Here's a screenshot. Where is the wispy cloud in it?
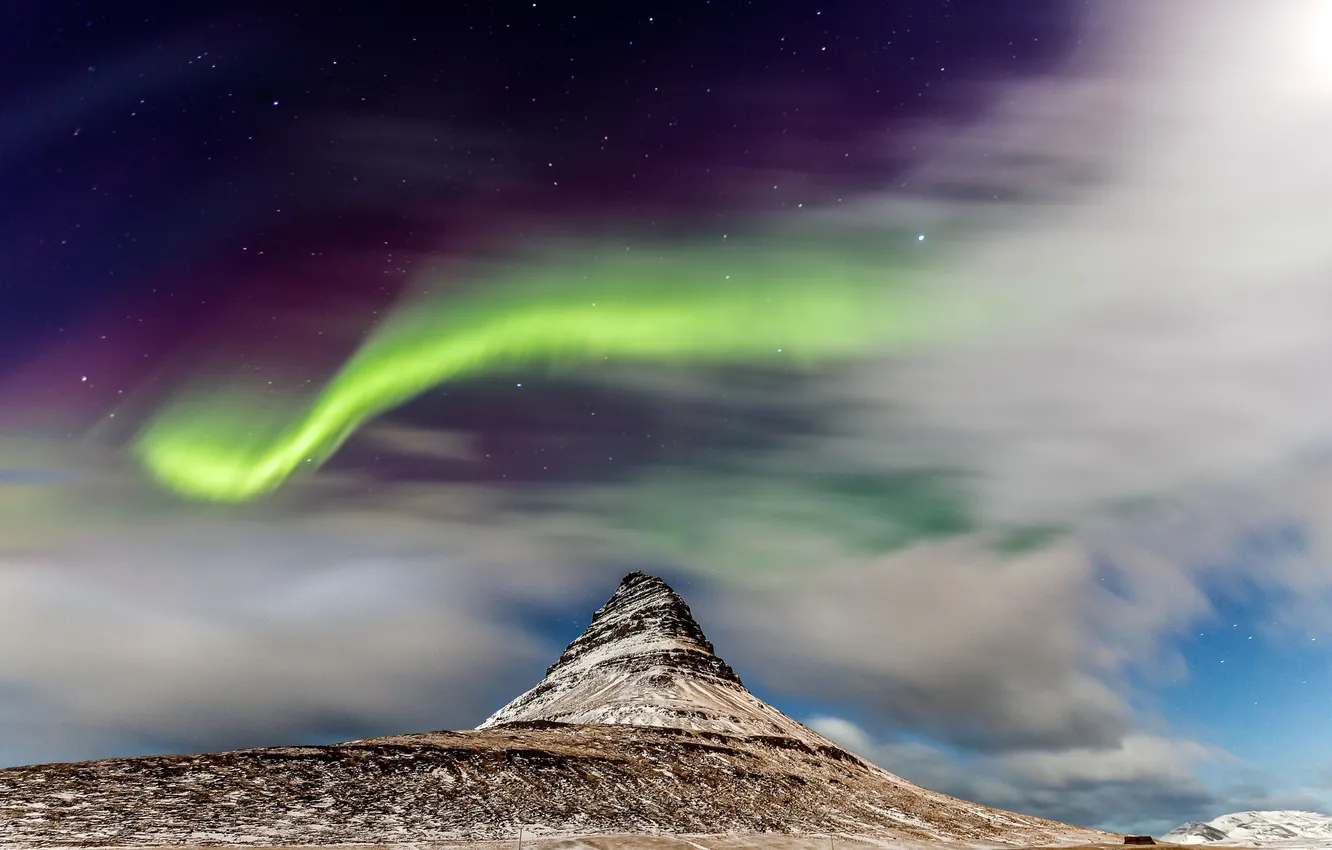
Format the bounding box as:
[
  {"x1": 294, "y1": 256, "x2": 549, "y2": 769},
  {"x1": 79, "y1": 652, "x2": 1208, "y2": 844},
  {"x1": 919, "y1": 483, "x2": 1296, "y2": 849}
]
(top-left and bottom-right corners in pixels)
[{"x1": 808, "y1": 716, "x2": 1245, "y2": 835}]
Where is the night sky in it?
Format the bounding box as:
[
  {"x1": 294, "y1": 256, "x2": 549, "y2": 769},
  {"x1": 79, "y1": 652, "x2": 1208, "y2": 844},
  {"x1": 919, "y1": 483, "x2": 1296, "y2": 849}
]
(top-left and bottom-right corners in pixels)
[{"x1": 4, "y1": 0, "x2": 1332, "y2": 837}]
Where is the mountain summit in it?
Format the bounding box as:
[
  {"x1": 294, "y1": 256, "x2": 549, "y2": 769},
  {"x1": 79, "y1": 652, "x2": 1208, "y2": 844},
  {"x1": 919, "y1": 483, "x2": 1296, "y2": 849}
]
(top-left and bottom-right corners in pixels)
[
  {"x1": 481, "y1": 571, "x2": 829, "y2": 746},
  {"x1": 497, "y1": 570, "x2": 743, "y2": 691},
  {"x1": 0, "y1": 571, "x2": 1116, "y2": 847}
]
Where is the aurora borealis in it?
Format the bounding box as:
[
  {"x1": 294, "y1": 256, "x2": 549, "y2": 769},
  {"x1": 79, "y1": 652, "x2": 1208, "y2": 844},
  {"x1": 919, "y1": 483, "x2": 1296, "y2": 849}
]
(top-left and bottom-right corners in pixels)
[
  {"x1": 5, "y1": 0, "x2": 1332, "y2": 837},
  {"x1": 133, "y1": 236, "x2": 974, "y2": 501}
]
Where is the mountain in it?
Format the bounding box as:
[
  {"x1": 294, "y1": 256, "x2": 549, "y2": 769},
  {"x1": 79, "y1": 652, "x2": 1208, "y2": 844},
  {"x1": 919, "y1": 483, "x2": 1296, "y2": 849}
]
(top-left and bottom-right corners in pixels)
[
  {"x1": 1165, "y1": 823, "x2": 1231, "y2": 843},
  {"x1": 1163, "y1": 811, "x2": 1332, "y2": 847},
  {"x1": 479, "y1": 570, "x2": 835, "y2": 748},
  {"x1": 0, "y1": 571, "x2": 1116, "y2": 847}
]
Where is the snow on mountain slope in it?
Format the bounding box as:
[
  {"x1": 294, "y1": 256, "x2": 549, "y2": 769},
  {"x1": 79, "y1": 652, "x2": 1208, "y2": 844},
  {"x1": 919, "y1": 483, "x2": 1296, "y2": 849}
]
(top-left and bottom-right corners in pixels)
[
  {"x1": 0, "y1": 571, "x2": 1118, "y2": 847},
  {"x1": 1166, "y1": 822, "x2": 1231, "y2": 843},
  {"x1": 1163, "y1": 811, "x2": 1332, "y2": 847},
  {"x1": 481, "y1": 571, "x2": 836, "y2": 749}
]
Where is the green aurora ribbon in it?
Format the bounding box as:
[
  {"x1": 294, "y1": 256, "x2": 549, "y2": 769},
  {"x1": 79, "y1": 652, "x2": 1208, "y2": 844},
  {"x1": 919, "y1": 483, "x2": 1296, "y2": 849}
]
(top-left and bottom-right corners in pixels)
[{"x1": 133, "y1": 235, "x2": 974, "y2": 501}]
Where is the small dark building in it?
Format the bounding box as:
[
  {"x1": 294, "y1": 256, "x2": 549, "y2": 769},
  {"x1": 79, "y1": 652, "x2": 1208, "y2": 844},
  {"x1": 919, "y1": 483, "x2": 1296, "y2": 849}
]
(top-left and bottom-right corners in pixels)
[{"x1": 1124, "y1": 836, "x2": 1156, "y2": 845}]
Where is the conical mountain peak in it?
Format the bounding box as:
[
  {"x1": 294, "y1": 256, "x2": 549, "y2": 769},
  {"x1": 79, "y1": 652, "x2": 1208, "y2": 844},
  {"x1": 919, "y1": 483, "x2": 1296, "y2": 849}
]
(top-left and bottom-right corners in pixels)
[
  {"x1": 479, "y1": 572, "x2": 826, "y2": 745},
  {"x1": 537, "y1": 570, "x2": 742, "y2": 686}
]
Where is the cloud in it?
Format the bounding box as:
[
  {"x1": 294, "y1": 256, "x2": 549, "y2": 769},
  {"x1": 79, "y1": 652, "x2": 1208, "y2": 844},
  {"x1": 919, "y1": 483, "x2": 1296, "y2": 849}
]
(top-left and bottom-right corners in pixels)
[
  {"x1": 1208, "y1": 769, "x2": 1332, "y2": 819},
  {"x1": 993, "y1": 735, "x2": 1234, "y2": 789},
  {"x1": 0, "y1": 509, "x2": 615, "y2": 769},
  {"x1": 0, "y1": 469, "x2": 62, "y2": 484},
  {"x1": 814, "y1": 0, "x2": 1332, "y2": 530},
  {"x1": 703, "y1": 539, "x2": 1134, "y2": 752},
  {"x1": 808, "y1": 716, "x2": 1236, "y2": 836}
]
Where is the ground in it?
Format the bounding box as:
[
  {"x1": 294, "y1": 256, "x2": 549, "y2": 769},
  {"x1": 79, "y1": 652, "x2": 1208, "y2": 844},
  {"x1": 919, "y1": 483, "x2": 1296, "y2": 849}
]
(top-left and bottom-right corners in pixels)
[{"x1": 10, "y1": 842, "x2": 1207, "y2": 850}]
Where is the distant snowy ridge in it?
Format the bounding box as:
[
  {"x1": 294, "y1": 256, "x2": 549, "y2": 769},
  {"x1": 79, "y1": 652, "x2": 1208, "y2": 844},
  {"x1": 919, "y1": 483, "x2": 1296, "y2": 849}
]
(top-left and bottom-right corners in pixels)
[{"x1": 1163, "y1": 811, "x2": 1332, "y2": 848}]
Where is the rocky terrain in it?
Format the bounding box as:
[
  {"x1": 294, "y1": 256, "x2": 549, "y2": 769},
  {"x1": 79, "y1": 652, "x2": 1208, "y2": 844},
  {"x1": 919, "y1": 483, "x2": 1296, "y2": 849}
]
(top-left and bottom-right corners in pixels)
[{"x1": 0, "y1": 571, "x2": 1116, "y2": 847}]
